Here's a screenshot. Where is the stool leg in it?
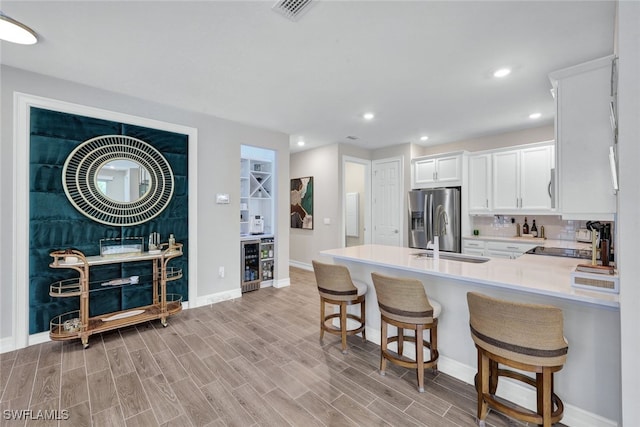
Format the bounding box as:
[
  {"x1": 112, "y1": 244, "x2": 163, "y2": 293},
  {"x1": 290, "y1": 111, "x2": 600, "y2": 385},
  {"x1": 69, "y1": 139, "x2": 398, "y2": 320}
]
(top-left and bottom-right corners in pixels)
[
  {"x1": 380, "y1": 319, "x2": 388, "y2": 376},
  {"x1": 430, "y1": 323, "x2": 438, "y2": 373},
  {"x1": 416, "y1": 324, "x2": 425, "y2": 392},
  {"x1": 340, "y1": 302, "x2": 348, "y2": 354},
  {"x1": 477, "y1": 349, "x2": 489, "y2": 426},
  {"x1": 538, "y1": 368, "x2": 553, "y2": 427},
  {"x1": 361, "y1": 299, "x2": 366, "y2": 342},
  {"x1": 398, "y1": 327, "x2": 404, "y2": 355},
  {"x1": 319, "y1": 298, "x2": 325, "y2": 341},
  {"x1": 489, "y1": 360, "x2": 498, "y2": 394}
]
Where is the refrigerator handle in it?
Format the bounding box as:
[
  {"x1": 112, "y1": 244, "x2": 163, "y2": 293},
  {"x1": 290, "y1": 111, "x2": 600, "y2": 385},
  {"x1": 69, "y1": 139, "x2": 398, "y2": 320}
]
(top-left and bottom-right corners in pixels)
[{"x1": 426, "y1": 193, "x2": 433, "y2": 244}]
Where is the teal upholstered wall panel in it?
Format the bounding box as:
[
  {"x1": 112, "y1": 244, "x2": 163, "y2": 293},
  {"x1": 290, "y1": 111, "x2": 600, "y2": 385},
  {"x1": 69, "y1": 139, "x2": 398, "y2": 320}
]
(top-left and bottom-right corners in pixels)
[{"x1": 29, "y1": 107, "x2": 189, "y2": 334}]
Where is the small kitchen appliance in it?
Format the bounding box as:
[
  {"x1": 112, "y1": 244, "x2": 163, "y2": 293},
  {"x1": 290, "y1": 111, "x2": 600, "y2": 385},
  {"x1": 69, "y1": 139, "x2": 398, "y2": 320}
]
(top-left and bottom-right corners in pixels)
[
  {"x1": 250, "y1": 215, "x2": 264, "y2": 234},
  {"x1": 575, "y1": 228, "x2": 592, "y2": 243}
]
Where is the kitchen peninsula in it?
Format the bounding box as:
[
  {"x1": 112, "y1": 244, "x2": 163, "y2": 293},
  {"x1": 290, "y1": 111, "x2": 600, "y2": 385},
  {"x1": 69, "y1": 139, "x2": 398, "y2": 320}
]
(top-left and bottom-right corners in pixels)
[{"x1": 321, "y1": 244, "x2": 620, "y2": 427}]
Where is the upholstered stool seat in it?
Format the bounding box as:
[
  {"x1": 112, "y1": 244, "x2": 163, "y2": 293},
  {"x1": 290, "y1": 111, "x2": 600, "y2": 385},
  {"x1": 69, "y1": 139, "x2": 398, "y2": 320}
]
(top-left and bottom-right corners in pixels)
[
  {"x1": 467, "y1": 292, "x2": 568, "y2": 427},
  {"x1": 312, "y1": 260, "x2": 367, "y2": 354},
  {"x1": 371, "y1": 272, "x2": 440, "y2": 393}
]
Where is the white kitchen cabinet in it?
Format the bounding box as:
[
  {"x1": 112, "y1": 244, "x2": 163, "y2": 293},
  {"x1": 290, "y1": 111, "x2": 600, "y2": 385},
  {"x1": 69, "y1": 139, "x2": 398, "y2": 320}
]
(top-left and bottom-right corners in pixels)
[
  {"x1": 492, "y1": 150, "x2": 520, "y2": 210},
  {"x1": 467, "y1": 154, "x2": 491, "y2": 213},
  {"x1": 463, "y1": 248, "x2": 485, "y2": 256},
  {"x1": 549, "y1": 55, "x2": 616, "y2": 220},
  {"x1": 486, "y1": 241, "x2": 538, "y2": 259},
  {"x1": 412, "y1": 152, "x2": 463, "y2": 188},
  {"x1": 462, "y1": 238, "x2": 486, "y2": 256},
  {"x1": 492, "y1": 144, "x2": 554, "y2": 213},
  {"x1": 463, "y1": 238, "x2": 537, "y2": 259},
  {"x1": 520, "y1": 145, "x2": 553, "y2": 210}
]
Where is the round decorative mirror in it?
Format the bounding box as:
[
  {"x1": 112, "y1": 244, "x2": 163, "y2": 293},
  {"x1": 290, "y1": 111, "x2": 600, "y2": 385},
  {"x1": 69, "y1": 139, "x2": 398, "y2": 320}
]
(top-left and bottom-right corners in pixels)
[
  {"x1": 96, "y1": 159, "x2": 151, "y2": 203},
  {"x1": 63, "y1": 135, "x2": 174, "y2": 226}
]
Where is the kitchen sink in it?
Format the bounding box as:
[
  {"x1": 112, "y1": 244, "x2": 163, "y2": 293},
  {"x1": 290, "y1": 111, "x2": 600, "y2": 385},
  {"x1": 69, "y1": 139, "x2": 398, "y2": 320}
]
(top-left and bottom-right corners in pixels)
[{"x1": 413, "y1": 252, "x2": 489, "y2": 263}]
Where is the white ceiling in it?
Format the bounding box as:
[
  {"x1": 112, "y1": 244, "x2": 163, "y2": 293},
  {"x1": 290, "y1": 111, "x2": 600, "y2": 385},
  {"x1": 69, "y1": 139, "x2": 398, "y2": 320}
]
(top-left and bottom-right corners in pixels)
[{"x1": 1, "y1": 1, "x2": 615, "y2": 152}]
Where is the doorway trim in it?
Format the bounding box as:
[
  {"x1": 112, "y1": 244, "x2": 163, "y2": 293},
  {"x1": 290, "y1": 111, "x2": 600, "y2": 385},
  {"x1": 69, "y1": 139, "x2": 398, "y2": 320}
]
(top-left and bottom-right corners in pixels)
[{"x1": 341, "y1": 156, "x2": 372, "y2": 247}]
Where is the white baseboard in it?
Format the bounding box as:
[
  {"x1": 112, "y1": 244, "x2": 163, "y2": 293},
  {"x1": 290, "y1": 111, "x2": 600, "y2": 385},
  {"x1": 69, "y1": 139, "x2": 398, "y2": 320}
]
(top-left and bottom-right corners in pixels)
[
  {"x1": 193, "y1": 288, "x2": 242, "y2": 308},
  {"x1": 289, "y1": 260, "x2": 312, "y2": 271},
  {"x1": 363, "y1": 325, "x2": 616, "y2": 427},
  {"x1": 29, "y1": 331, "x2": 50, "y2": 346},
  {"x1": 274, "y1": 277, "x2": 290, "y2": 288}
]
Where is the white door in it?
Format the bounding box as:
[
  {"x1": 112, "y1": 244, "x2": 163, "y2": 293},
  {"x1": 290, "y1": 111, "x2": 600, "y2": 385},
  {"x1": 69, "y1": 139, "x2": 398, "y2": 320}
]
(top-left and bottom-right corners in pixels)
[{"x1": 372, "y1": 157, "x2": 403, "y2": 246}]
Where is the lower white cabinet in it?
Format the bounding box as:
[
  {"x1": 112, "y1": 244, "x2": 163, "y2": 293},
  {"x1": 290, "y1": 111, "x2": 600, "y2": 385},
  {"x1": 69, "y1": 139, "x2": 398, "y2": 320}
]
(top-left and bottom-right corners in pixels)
[
  {"x1": 463, "y1": 238, "x2": 538, "y2": 259},
  {"x1": 486, "y1": 241, "x2": 538, "y2": 259}
]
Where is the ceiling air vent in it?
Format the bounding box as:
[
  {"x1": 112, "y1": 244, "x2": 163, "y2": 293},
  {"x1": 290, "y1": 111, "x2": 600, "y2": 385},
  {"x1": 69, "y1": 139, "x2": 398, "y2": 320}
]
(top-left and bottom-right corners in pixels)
[
  {"x1": 272, "y1": 0, "x2": 315, "y2": 21},
  {"x1": 346, "y1": 136, "x2": 359, "y2": 141}
]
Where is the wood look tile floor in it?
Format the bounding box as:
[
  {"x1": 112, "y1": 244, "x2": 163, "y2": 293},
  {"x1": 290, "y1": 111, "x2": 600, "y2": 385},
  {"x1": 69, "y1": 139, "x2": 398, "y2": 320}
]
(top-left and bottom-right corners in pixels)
[{"x1": 0, "y1": 267, "x2": 557, "y2": 427}]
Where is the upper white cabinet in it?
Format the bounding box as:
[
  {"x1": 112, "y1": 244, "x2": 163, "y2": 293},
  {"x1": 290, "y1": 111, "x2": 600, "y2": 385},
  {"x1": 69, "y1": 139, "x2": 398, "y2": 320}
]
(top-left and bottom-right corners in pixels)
[
  {"x1": 492, "y1": 150, "x2": 520, "y2": 210},
  {"x1": 549, "y1": 56, "x2": 616, "y2": 220},
  {"x1": 520, "y1": 145, "x2": 554, "y2": 210},
  {"x1": 468, "y1": 142, "x2": 554, "y2": 214},
  {"x1": 467, "y1": 154, "x2": 491, "y2": 212},
  {"x1": 412, "y1": 152, "x2": 463, "y2": 188}
]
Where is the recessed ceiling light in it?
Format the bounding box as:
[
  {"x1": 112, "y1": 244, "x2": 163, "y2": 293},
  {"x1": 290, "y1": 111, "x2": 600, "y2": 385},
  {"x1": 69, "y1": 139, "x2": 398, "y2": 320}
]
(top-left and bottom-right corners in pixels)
[
  {"x1": 529, "y1": 112, "x2": 542, "y2": 119},
  {"x1": 297, "y1": 140, "x2": 305, "y2": 146},
  {"x1": 420, "y1": 136, "x2": 429, "y2": 141},
  {"x1": 0, "y1": 13, "x2": 38, "y2": 45},
  {"x1": 493, "y1": 68, "x2": 511, "y2": 78},
  {"x1": 363, "y1": 112, "x2": 375, "y2": 120}
]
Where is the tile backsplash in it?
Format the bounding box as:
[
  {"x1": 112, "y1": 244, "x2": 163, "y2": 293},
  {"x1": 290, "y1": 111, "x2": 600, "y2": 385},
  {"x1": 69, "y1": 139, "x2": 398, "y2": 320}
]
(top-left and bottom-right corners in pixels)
[{"x1": 470, "y1": 215, "x2": 613, "y2": 242}]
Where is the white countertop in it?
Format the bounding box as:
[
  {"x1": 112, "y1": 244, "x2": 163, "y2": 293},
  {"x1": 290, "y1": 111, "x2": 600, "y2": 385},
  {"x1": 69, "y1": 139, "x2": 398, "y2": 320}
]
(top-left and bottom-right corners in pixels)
[
  {"x1": 462, "y1": 235, "x2": 592, "y2": 250},
  {"x1": 321, "y1": 244, "x2": 619, "y2": 308}
]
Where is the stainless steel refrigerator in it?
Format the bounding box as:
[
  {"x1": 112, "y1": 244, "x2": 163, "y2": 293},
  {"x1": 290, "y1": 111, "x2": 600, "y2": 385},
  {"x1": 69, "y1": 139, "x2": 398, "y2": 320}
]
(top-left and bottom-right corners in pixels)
[{"x1": 408, "y1": 188, "x2": 461, "y2": 252}]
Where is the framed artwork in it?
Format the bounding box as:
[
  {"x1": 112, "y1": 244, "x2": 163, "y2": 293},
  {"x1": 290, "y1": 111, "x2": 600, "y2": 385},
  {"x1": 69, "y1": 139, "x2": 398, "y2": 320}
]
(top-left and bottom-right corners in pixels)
[{"x1": 291, "y1": 176, "x2": 313, "y2": 229}]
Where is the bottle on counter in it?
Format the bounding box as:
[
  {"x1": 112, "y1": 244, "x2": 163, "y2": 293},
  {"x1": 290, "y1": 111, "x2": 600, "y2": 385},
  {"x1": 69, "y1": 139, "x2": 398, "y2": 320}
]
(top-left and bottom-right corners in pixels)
[
  {"x1": 540, "y1": 225, "x2": 545, "y2": 239},
  {"x1": 523, "y1": 217, "x2": 529, "y2": 235},
  {"x1": 531, "y1": 219, "x2": 538, "y2": 237}
]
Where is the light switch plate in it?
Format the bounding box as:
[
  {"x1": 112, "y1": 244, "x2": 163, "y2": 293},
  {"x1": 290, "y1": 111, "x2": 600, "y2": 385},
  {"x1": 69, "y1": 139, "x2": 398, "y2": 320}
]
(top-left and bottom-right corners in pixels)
[{"x1": 216, "y1": 193, "x2": 230, "y2": 204}]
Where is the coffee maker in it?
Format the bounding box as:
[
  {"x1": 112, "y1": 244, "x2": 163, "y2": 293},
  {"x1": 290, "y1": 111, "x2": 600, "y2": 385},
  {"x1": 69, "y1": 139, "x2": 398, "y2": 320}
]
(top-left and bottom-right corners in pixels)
[{"x1": 250, "y1": 215, "x2": 264, "y2": 234}]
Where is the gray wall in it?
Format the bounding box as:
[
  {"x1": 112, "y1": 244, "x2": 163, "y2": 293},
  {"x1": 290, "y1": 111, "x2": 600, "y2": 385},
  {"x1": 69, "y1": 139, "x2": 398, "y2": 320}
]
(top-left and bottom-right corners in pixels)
[
  {"x1": 0, "y1": 65, "x2": 290, "y2": 341},
  {"x1": 289, "y1": 144, "x2": 341, "y2": 267}
]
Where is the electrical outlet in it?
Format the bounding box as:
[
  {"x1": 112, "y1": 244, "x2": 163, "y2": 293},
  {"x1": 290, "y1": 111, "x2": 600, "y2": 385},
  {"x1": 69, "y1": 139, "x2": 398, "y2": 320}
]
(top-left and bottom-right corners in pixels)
[{"x1": 218, "y1": 267, "x2": 225, "y2": 278}]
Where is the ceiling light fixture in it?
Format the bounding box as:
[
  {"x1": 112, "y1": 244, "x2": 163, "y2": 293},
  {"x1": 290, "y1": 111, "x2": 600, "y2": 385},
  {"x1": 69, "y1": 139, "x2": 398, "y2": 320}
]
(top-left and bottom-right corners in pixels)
[
  {"x1": 493, "y1": 68, "x2": 511, "y2": 78},
  {"x1": 297, "y1": 140, "x2": 305, "y2": 147},
  {"x1": 529, "y1": 112, "x2": 542, "y2": 119},
  {"x1": 0, "y1": 13, "x2": 38, "y2": 45},
  {"x1": 363, "y1": 112, "x2": 375, "y2": 120},
  {"x1": 420, "y1": 136, "x2": 429, "y2": 141}
]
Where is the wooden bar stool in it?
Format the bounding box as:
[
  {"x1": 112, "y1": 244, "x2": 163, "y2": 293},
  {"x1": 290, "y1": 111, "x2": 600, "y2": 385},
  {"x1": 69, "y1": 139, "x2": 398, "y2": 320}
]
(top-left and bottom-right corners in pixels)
[
  {"x1": 312, "y1": 260, "x2": 367, "y2": 354},
  {"x1": 466, "y1": 292, "x2": 568, "y2": 427},
  {"x1": 370, "y1": 272, "x2": 440, "y2": 392}
]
